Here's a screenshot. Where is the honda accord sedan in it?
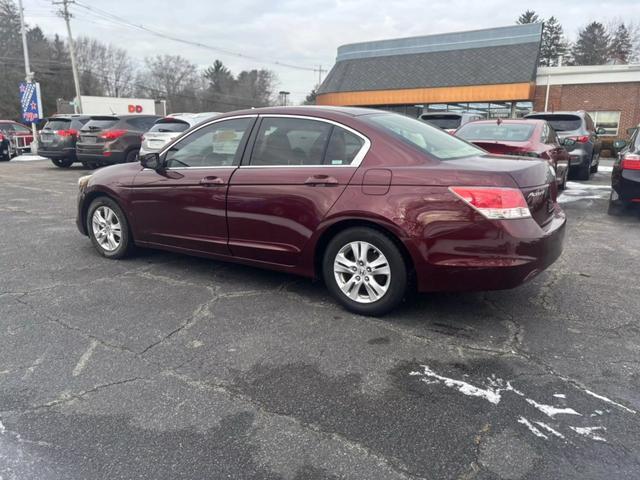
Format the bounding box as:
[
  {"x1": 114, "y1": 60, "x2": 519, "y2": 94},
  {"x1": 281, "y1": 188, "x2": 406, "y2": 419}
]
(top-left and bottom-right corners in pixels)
[{"x1": 76, "y1": 106, "x2": 566, "y2": 315}]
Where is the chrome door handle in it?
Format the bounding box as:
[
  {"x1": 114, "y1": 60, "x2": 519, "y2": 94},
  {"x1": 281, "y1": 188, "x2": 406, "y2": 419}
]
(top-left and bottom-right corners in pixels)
[
  {"x1": 199, "y1": 176, "x2": 225, "y2": 186},
  {"x1": 304, "y1": 175, "x2": 338, "y2": 186}
]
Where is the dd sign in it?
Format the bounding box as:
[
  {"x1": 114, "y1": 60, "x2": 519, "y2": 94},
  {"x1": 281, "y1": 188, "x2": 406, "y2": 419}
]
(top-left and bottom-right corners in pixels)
[
  {"x1": 128, "y1": 104, "x2": 144, "y2": 113},
  {"x1": 19, "y1": 82, "x2": 43, "y2": 123}
]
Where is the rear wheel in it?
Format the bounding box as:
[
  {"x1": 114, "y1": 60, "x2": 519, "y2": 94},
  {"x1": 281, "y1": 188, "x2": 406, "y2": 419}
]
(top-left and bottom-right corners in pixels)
[
  {"x1": 323, "y1": 227, "x2": 407, "y2": 316},
  {"x1": 51, "y1": 158, "x2": 74, "y2": 168},
  {"x1": 86, "y1": 197, "x2": 134, "y2": 259},
  {"x1": 577, "y1": 159, "x2": 591, "y2": 181},
  {"x1": 590, "y1": 154, "x2": 599, "y2": 174},
  {"x1": 86, "y1": 161, "x2": 99, "y2": 170},
  {"x1": 607, "y1": 190, "x2": 630, "y2": 216},
  {"x1": 125, "y1": 149, "x2": 139, "y2": 163}
]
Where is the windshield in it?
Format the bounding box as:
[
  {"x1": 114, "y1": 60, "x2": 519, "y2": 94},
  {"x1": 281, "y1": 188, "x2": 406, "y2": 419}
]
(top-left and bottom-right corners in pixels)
[
  {"x1": 456, "y1": 123, "x2": 535, "y2": 142},
  {"x1": 148, "y1": 119, "x2": 190, "y2": 133},
  {"x1": 83, "y1": 118, "x2": 118, "y2": 131},
  {"x1": 420, "y1": 114, "x2": 462, "y2": 130},
  {"x1": 527, "y1": 114, "x2": 581, "y2": 132},
  {"x1": 366, "y1": 113, "x2": 484, "y2": 160}
]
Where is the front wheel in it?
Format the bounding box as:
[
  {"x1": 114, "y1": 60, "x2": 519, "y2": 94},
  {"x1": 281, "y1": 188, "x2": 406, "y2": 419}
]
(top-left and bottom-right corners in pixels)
[
  {"x1": 323, "y1": 227, "x2": 408, "y2": 316},
  {"x1": 87, "y1": 197, "x2": 134, "y2": 259},
  {"x1": 51, "y1": 158, "x2": 74, "y2": 168}
]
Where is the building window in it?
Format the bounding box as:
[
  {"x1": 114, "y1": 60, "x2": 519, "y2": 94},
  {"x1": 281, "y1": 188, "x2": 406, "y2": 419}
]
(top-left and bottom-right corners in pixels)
[{"x1": 588, "y1": 111, "x2": 621, "y2": 136}]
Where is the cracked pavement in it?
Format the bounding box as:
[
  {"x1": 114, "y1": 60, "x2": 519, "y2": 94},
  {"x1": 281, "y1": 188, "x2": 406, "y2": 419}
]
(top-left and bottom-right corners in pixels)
[{"x1": 1, "y1": 159, "x2": 639, "y2": 479}]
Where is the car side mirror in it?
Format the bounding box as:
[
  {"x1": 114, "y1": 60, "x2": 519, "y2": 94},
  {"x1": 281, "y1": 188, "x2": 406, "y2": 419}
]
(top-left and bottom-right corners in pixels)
[
  {"x1": 561, "y1": 138, "x2": 576, "y2": 147},
  {"x1": 596, "y1": 127, "x2": 606, "y2": 135},
  {"x1": 613, "y1": 140, "x2": 627, "y2": 150},
  {"x1": 140, "y1": 152, "x2": 163, "y2": 171}
]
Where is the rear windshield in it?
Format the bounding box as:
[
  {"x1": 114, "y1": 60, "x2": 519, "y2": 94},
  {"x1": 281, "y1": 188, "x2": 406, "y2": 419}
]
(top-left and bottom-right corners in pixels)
[
  {"x1": 148, "y1": 119, "x2": 190, "y2": 133},
  {"x1": 365, "y1": 113, "x2": 483, "y2": 160},
  {"x1": 83, "y1": 118, "x2": 118, "y2": 131},
  {"x1": 44, "y1": 119, "x2": 71, "y2": 130},
  {"x1": 456, "y1": 123, "x2": 535, "y2": 142},
  {"x1": 420, "y1": 114, "x2": 462, "y2": 130},
  {"x1": 526, "y1": 114, "x2": 581, "y2": 132}
]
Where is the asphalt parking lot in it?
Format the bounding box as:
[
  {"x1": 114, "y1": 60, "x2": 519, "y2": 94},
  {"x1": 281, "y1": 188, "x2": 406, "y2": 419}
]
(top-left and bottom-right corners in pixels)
[{"x1": 1, "y1": 157, "x2": 639, "y2": 480}]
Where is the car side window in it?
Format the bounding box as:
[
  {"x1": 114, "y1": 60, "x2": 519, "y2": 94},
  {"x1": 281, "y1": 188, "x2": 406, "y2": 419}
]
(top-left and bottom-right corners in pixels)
[
  {"x1": 165, "y1": 117, "x2": 253, "y2": 168},
  {"x1": 540, "y1": 124, "x2": 549, "y2": 143},
  {"x1": 324, "y1": 126, "x2": 365, "y2": 165},
  {"x1": 251, "y1": 118, "x2": 332, "y2": 166},
  {"x1": 585, "y1": 114, "x2": 595, "y2": 132}
]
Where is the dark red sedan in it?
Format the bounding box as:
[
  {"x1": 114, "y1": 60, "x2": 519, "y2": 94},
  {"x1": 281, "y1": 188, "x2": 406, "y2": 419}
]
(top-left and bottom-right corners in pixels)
[
  {"x1": 455, "y1": 119, "x2": 572, "y2": 190},
  {"x1": 76, "y1": 107, "x2": 566, "y2": 315}
]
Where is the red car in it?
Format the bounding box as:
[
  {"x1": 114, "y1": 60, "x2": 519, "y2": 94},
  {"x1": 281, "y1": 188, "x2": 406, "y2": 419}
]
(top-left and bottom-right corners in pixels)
[
  {"x1": 455, "y1": 119, "x2": 572, "y2": 190},
  {"x1": 76, "y1": 107, "x2": 566, "y2": 315},
  {"x1": 0, "y1": 120, "x2": 34, "y2": 159}
]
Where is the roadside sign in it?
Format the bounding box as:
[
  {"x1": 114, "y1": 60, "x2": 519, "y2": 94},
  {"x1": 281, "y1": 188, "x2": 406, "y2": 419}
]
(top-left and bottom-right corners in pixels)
[{"x1": 19, "y1": 82, "x2": 43, "y2": 123}]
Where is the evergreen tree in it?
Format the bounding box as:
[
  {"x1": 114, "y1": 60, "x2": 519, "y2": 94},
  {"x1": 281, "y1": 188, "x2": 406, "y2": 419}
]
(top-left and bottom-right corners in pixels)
[
  {"x1": 572, "y1": 22, "x2": 611, "y2": 65},
  {"x1": 610, "y1": 23, "x2": 633, "y2": 64},
  {"x1": 517, "y1": 10, "x2": 540, "y2": 24},
  {"x1": 540, "y1": 17, "x2": 568, "y2": 66},
  {"x1": 303, "y1": 87, "x2": 318, "y2": 105}
]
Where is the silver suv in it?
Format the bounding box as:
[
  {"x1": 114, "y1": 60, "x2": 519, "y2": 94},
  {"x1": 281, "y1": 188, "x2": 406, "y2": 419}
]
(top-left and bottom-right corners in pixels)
[
  {"x1": 140, "y1": 112, "x2": 220, "y2": 155},
  {"x1": 525, "y1": 111, "x2": 605, "y2": 180}
]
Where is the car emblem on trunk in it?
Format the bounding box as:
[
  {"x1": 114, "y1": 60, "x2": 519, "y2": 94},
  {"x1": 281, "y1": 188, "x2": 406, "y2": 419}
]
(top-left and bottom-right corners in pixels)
[{"x1": 527, "y1": 189, "x2": 545, "y2": 204}]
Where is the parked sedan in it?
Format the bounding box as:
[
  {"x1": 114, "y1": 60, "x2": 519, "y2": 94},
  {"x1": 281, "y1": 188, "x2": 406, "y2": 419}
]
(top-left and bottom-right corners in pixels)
[
  {"x1": 609, "y1": 129, "x2": 640, "y2": 215},
  {"x1": 38, "y1": 114, "x2": 91, "y2": 168},
  {"x1": 0, "y1": 120, "x2": 33, "y2": 158},
  {"x1": 419, "y1": 112, "x2": 485, "y2": 133},
  {"x1": 140, "y1": 112, "x2": 220, "y2": 156},
  {"x1": 455, "y1": 119, "x2": 572, "y2": 189},
  {"x1": 76, "y1": 107, "x2": 566, "y2": 316},
  {"x1": 76, "y1": 115, "x2": 159, "y2": 169}
]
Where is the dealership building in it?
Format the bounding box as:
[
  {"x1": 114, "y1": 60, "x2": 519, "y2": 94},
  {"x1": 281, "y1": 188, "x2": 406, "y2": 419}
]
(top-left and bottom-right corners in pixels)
[{"x1": 317, "y1": 24, "x2": 640, "y2": 142}]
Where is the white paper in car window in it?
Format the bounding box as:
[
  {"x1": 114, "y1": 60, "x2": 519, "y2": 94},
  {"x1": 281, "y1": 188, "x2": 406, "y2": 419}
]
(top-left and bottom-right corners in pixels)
[{"x1": 212, "y1": 130, "x2": 241, "y2": 154}]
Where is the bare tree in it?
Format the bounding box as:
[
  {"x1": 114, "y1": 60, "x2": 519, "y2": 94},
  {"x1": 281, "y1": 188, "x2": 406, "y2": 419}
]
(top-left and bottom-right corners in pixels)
[{"x1": 139, "y1": 54, "x2": 199, "y2": 112}]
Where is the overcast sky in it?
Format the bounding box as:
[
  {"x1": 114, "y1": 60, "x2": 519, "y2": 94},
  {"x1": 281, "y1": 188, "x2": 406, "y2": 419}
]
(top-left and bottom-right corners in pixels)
[{"x1": 22, "y1": 0, "x2": 640, "y2": 104}]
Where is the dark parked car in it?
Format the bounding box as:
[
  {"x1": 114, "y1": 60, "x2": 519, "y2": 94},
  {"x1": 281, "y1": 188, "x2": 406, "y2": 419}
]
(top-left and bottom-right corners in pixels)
[
  {"x1": 455, "y1": 118, "x2": 572, "y2": 189},
  {"x1": 0, "y1": 120, "x2": 33, "y2": 159},
  {"x1": 609, "y1": 128, "x2": 640, "y2": 215},
  {"x1": 38, "y1": 114, "x2": 91, "y2": 168},
  {"x1": 76, "y1": 107, "x2": 566, "y2": 316},
  {"x1": 524, "y1": 111, "x2": 605, "y2": 180},
  {"x1": 76, "y1": 114, "x2": 159, "y2": 169}
]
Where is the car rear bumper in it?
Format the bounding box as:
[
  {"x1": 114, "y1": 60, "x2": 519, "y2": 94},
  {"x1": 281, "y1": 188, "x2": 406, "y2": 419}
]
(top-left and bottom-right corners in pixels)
[
  {"x1": 77, "y1": 150, "x2": 126, "y2": 165},
  {"x1": 613, "y1": 169, "x2": 640, "y2": 202},
  {"x1": 411, "y1": 209, "x2": 567, "y2": 292},
  {"x1": 39, "y1": 147, "x2": 76, "y2": 160}
]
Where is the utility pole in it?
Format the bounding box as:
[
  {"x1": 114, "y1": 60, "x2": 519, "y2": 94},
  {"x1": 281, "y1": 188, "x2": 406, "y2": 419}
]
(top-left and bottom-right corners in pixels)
[
  {"x1": 54, "y1": 0, "x2": 83, "y2": 113},
  {"x1": 314, "y1": 65, "x2": 326, "y2": 86}
]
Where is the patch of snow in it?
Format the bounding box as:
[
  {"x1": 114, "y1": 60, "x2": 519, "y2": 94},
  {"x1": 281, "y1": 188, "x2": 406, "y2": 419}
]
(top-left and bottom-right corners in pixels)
[
  {"x1": 534, "y1": 421, "x2": 565, "y2": 439},
  {"x1": 558, "y1": 194, "x2": 605, "y2": 204},
  {"x1": 0, "y1": 420, "x2": 5, "y2": 434},
  {"x1": 410, "y1": 365, "x2": 506, "y2": 404},
  {"x1": 565, "y1": 181, "x2": 611, "y2": 190},
  {"x1": 518, "y1": 417, "x2": 548, "y2": 439},
  {"x1": 582, "y1": 389, "x2": 636, "y2": 414},
  {"x1": 553, "y1": 393, "x2": 566, "y2": 399},
  {"x1": 597, "y1": 166, "x2": 613, "y2": 173},
  {"x1": 525, "y1": 398, "x2": 581, "y2": 418},
  {"x1": 11, "y1": 154, "x2": 48, "y2": 162},
  {"x1": 569, "y1": 426, "x2": 607, "y2": 442}
]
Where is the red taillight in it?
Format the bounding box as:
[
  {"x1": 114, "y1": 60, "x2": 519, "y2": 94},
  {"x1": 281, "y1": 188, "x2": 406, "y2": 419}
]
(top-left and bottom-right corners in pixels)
[
  {"x1": 449, "y1": 187, "x2": 531, "y2": 220},
  {"x1": 57, "y1": 129, "x2": 78, "y2": 137},
  {"x1": 569, "y1": 135, "x2": 590, "y2": 143},
  {"x1": 0, "y1": 133, "x2": 4, "y2": 141},
  {"x1": 99, "y1": 129, "x2": 127, "y2": 141},
  {"x1": 621, "y1": 153, "x2": 640, "y2": 171}
]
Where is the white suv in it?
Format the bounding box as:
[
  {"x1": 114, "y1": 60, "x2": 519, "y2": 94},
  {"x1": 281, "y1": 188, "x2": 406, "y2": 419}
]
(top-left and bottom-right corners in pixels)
[{"x1": 140, "y1": 112, "x2": 220, "y2": 156}]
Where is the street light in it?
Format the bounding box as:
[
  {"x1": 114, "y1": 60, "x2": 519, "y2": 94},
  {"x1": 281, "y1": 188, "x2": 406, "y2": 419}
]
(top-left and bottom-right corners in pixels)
[{"x1": 279, "y1": 91, "x2": 290, "y2": 106}]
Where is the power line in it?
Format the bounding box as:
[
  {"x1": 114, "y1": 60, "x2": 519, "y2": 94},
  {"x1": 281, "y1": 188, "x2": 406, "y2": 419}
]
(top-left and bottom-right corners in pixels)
[{"x1": 71, "y1": 1, "x2": 320, "y2": 73}]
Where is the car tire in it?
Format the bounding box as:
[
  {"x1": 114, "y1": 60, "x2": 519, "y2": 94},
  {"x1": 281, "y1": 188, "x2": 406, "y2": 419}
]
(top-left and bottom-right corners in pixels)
[
  {"x1": 86, "y1": 161, "x2": 99, "y2": 170},
  {"x1": 51, "y1": 158, "x2": 74, "y2": 168},
  {"x1": 86, "y1": 197, "x2": 134, "y2": 259},
  {"x1": 125, "y1": 149, "x2": 139, "y2": 163},
  {"x1": 323, "y1": 227, "x2": 408, "y2": 316},
  {"x1": 590, "y1": 156, "x2": 599, "y2": 174},
  {"x1": 577, "y1": 160, "x2": 591, "y2": 181},
  {"x1": 607, "y1": 190, "x2": 630, "y2": 217}
]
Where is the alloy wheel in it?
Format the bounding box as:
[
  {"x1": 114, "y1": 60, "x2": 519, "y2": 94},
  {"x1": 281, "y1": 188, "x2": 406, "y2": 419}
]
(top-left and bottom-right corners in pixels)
[
  {"x1": 333, "y1": 241, "x2": 391, "y2": 304},
  {"x1": 91, "y1": 206, "x2": 122, "y2": 252}
]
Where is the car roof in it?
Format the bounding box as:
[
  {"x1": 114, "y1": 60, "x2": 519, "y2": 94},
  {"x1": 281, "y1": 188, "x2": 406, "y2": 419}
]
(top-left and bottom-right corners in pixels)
[
  {"x1": 88, "y1": 114, "x2": 159, "y2": 120},
  {"x1": 526, "y1": 111, "x2": 586, "y2": 117},
  {"x1": 463, "y1": 118, "x2": 546, "y2": 125},
  {"x1": 214, "y1": 106, "x2": 384, "y2": 119}
]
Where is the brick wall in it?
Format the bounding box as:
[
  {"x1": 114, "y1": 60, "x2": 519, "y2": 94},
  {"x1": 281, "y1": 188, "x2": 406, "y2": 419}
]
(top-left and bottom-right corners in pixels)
[{"x1": 533, "y1": 82, "x2": 640, "y2": 141}]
